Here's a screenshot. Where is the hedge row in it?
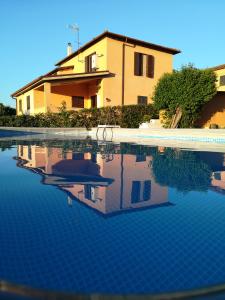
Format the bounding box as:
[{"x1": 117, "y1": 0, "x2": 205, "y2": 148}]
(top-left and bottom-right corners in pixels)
[{"x1": 0, "y1": 104, "x2": 157, "y2": 129}]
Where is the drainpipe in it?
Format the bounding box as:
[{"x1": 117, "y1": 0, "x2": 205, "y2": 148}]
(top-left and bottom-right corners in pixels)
[{"x1": 121, "y1": 39, "x2": 136, "y2": 106}]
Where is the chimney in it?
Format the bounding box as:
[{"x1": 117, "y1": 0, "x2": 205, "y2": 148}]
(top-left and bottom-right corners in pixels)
[{"x1": 67, "y1": 43, "x2": 72, "y2": 56}]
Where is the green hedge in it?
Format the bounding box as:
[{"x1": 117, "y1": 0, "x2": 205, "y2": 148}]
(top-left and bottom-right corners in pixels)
[{"x1": 0, "y1": 104, "x2": 157, "y2": 129}]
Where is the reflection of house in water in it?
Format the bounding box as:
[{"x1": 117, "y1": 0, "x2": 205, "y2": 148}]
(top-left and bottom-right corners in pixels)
[
  {"x1": 17, "y1": 145, "x2": 169, "y2": 215},
  {"x1": 198, "y1": 151, "x2": 225, "y2": 194}
]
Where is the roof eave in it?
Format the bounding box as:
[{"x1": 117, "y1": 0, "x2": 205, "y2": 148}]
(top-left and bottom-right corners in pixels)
[{"x1": 55, "y1": 31, "x2": 181, "y2": 66}]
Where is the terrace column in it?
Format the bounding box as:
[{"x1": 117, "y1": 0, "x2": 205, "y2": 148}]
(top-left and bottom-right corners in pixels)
[{"x1": 44, "y1": 82, "x2": 51, "y2": 113}]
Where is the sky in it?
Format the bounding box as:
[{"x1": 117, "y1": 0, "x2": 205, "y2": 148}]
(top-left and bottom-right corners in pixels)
[{"x1": 1, "y1": 0, "x2": 225, "y2": 107}]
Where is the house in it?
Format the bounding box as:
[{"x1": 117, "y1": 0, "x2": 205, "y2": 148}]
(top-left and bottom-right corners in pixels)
[
  {"x1": 11, "y1": 31, "x2": 180, "y2": 115},
  {"x1": 16, "y1": 145, "x2": 169, "y2": 215},
  {"x1": 198, "y1": 64, "x2": 225, "y2": 128}
]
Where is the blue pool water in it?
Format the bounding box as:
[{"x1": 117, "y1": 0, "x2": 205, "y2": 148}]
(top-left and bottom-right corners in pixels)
[{"x1": 0, "y1": 139, "x2": 225, "y2": 298}]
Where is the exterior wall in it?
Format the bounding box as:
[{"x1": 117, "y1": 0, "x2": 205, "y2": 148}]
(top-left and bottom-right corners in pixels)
[
  {"x1": 103, "y1": 37, "x2": 173, "y2": 106},
  {"x1": 16, "y1": 90, "x2": 34, "y2": 115},
  {"x1": 197, "y1": 66, "x2": 225, "y2": 128},
  {"x1": 33, "y1": 87, "x2": 45, "y2": 114},
  {"x1": 215, "y1": 68, "x2": 225, "y2": 92},
  {"x1": 197, "y1": 92, "x2": 225, "y2": 128},
  {"x1": 60, "y1": 38, "x2": 108, "y2": 73}
]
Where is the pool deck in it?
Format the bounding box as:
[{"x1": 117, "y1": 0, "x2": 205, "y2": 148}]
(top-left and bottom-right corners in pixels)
[{"x1": 0, "y1": 127, "x2": 225, "y2": 152}]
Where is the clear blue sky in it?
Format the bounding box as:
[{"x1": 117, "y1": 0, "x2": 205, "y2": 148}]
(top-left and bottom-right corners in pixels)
[{"x1": 1, "y1": 0, "x2": 225, "y2": 107}]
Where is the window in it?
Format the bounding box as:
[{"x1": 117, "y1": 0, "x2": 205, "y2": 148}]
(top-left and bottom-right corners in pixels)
[
  {"x1": 20, "y1": 146, "x2": 23, "y2": 156},
  {"x1": 214, "y1": 172, "x2": 221, "y2": 180},
  {"x1": 220, "y1": 75, "x2": 225, "y2": 86},
  {"x1": 27, "y1": 96, "x2": 30, "y2": 110},
  {"x1": 137, "y1": 96, "x2": 148, "y2": 105},
  {"x1": 72, "y1": 96, "x2": 84, "y2": 108},
  {"x1": 85, "y1": 52, "x2": 96, "y2": 72},
  {"x1": 134, "y1": 52, "x2": 154, "y2": 78},
  {"x1": 84, "y1": 185, "x2": 99, "y2": 202},
  {"x1": 72, "y1": 153, "x2": 84, "y2": 160},
  {"x1": 19, "y1": 99, "x2": 22, "y2": 112},
  {"x1": 28, "y1": 145, "x2": 32, "y2": 160},
  {"x1": 91, "y1": 95, "x2": 97, "y2": 108},
  {"x1": 131, "y1": 180, "x2": 151, "y2": 203},
  {"x1": 136, "y1": 155, "x2": 146, "y2": 162}
]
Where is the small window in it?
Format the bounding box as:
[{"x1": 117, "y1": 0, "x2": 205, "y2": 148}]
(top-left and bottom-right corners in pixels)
[
  {"x1": 85, "y1": 52, "x2": 96, "y2": 72},
  {"x1": 19, "y1": 99, "x2": 22, "y2": 112},
  {"x1": 137, "y1": 96, "x2": 148, "y2": 105},
  {"x1": 72, "y1": 96, "x2": 84, "y2": 108},
  {"x1": 27, "y1": 96, "x2": 30, "y2": 110},
  {"x1": 214, "y1": 172, "x2": 221, "y2": 180},
  {"x1": 72, "y1": 153, "x2": 84, "y2": 160},
  {"x1": 220, "y1": 75, "x2": 225, "y2": 86}
]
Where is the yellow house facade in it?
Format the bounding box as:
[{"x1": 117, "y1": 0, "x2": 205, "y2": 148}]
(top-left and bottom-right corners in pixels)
[
  {"x1": 11, "y1": 31, "x2": 180, "y2": 115},
  {"x1": 198, "y1": 64, "x2": 225, "y2": 128}
]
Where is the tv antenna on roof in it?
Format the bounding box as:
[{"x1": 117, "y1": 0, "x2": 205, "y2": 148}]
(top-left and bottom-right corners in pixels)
[{"x1": 67, "y1": 23, "x2": 81, "y2": 50}]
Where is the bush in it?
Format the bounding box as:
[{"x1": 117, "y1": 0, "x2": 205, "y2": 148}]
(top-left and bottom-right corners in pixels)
[
  {"x1": 153, "y1": 64, "x2": 217, "y2": 128},
  {"x1": 0, "y1": 103, "x2": 16, "y2": 116},
  {"x1": 0, "y1": 104, "x2": 158, "y2": 129}
]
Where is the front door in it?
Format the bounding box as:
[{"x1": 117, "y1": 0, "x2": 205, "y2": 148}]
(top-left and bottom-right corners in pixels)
[{"x1": 91, "y1": 95, "x2": 97, "y2": 108}]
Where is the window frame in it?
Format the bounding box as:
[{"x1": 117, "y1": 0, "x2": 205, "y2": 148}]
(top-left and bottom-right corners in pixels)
[
  {"x1": 85, "y1": 52, "x2": 96, "y2": 73},
  {"x1": 137, "y1": 96, "x2": 148, "y2": 105},
  {"x1": 72, "y1": 96, "x2": 85, "y2": 108},
  {"x1": 220, "y1": 75, "x2": 225, "y2": 86},
  {"x1": 26, "y1": 95, "x2": 31, "y2": 111},
  {"x1": 18, "y1": 99, "x2": 22, "y2": 112},
  {"x1": 134, "y1": 52, "x2": 155, "y2": 78}
]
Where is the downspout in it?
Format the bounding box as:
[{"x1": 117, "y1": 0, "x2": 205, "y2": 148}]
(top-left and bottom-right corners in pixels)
[
  {"x1": 122, "y1": 43, "x2": 125, "y2": 106},
  {"x1": 121, "y1": 39, "x2": 136, "y2": 106}
]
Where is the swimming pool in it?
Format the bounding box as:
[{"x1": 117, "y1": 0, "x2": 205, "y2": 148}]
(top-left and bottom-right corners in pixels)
[{"x1": 1, "y1": 139, "x2": 225, "y2": 299}]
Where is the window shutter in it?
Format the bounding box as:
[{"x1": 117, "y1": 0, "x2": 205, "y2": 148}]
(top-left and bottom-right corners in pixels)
[
  {"x1": 147, "y1": 55, "x2": 155, "y2": 78},
  {"x1": 85, "y1": 56, "x2": 89, "y2": 72},
  {"x1": 134, "y1": 52, "x2": 143, "y2": 76}
]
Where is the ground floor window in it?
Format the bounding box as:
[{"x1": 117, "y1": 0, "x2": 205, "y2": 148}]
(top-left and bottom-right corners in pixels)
[
  {"x1": 137, "y1": 96, "x2": 148, "y2": 105},
  {"x1": 72, "y1": 96, "x2": 84, "y2": 108},
  {"x1": 91, "y1": 95, "x2": 97, "y2": 108},
  {"x1": 18, "y1": 99, "x2": 22, "y2": 112},
  {"x1": 27, "y1": 96, "x2": 30, "y2": 110}
]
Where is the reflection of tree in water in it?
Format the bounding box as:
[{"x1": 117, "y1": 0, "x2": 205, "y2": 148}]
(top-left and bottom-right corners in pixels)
[{"x1": 151, "y1": 149, "x2": 212, "y2": 192}]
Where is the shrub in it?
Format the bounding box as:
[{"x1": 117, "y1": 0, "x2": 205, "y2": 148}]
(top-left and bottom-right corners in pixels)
[
  {"x1": 0, "y1": 103, "x2": 16, "y2": 116},
  {"x1": 153, "y1": 64, "x2": 217, "y2": 128},
  {"x1": 0, "y1": 104, "x2": 158, "y2": 129}
]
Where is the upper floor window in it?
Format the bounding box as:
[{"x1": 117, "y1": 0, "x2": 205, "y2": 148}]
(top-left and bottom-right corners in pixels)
[
  {"x1": 72, "y1": 96, "x2": 84, "y2": 108},
  {"x1": 131, "y1": 180, "x2": 151, "y2": 203},
  {"x1": 220, "y1": 75, "x2": 225, "y2": 86},
  {"x1": 85, "y1": 53, "x2": 97, "y2": 72},
  {"x1": 19, "y1": 99, "x2": 22, "y2": 112},
  {"x1": 27, "y1": 96, "x2": 30, "y2": 110},
  {"x1": 134, "y1": 52, "x2": 155, "y2": 78}
]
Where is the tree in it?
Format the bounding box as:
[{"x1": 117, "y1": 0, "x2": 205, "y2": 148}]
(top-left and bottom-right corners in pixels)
[
  {"x1": 0, "y1": 103, "x2": 16, "y2": 116},
  {"x1": 153, "y1": 65, "x2": 217, "y2": 127},
  {"x1": 151, "y1": 148, "x2": 212, "y2": 192}
]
